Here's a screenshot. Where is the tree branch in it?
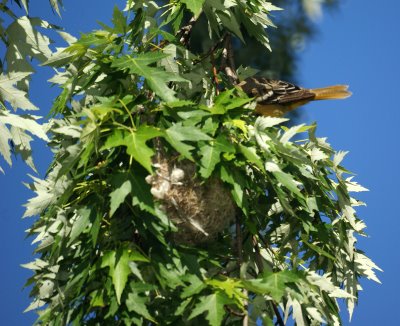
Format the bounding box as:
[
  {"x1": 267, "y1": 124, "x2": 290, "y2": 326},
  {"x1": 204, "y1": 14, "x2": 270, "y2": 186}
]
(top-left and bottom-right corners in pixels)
[
  {"x1": 192, "y1": 32, "x2": 228, "y2": 65},
  {"x1": 221, "y1": 34, "x2": 239, "y2": 84},
  {"x1": 177, "y1": 17, "x2": 197, "y2": 47}
]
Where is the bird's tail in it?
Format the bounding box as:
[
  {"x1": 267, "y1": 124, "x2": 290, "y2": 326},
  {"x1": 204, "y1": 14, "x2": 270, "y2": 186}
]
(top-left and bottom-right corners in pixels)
[{"x1": 310, "y1": 85, "x2": 352, "y2": 100}]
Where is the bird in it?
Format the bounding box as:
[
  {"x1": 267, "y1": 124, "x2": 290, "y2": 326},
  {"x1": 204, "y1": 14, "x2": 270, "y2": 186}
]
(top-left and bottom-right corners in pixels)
[{"x1": 238, "y1": 76, "x2": 352, "y2": 117}]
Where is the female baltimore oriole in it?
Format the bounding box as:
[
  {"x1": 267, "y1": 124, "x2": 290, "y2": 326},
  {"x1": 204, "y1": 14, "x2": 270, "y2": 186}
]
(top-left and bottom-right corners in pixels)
[{"x1": 238, "y1": 76, "x2": 352, "y2": 117}]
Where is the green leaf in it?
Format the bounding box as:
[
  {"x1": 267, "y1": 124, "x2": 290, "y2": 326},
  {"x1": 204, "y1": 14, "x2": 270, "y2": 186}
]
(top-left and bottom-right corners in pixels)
[
  {"x1": 207, "y1": 278, "x2": 246, "y2": 307},
  {"x1": 129, "y1": 171, "x2": 155, "y2": 214},
  {"x1": 189, "y1": 292, "x2": 230, "y2": 326},
  {"x1": 0, "y1": 122, "x2": 12, "y2": 166},
  {"x1": 23, "y1": 176, "x2": 57, "y2": 218},
  {"x1": 181, "y1": 0, "x2": 205, "y2": 17},
  {"x1": 217, "y1": 9, "x2": 244, "y2": 42},
  {"x1": 111, "y1": 53, "x2": 186, "y2": 102},
  {"x1": 219, "y1": 165, "x2": 245, "y2": 209},
  {"x1": 19, "y1": 0, "x2": 29, "y2": 12},
  {"x1": 112, "y1": 5, "x2": 127, "y2": 34},
  {"x1": 165, "y1": 100, "x2": 195, "y2": 108},
  {"x1": 175, "y1": 298, "x2": 192, "y2": 316},
  {"x1": 309, "y1": 147, "x2": 328, "y2": 162},
  {"x1": 243, "y1": 270, "x2": 299, "y2": 302},
  {"x1": 128, "y1": 262, "x2": 144, "y2": 282},
  {"x1": 125, "y1": 126, "x2": 163, "y2": 173},
  {"x1": 126, "y1": 291, "x2": 155, "y2": 322},
  {"x1": 101, "y1": 248, "x2": 149, "y2": 304},
  {"x1": 300, "y1": 235, "x2": 336, "y2": 260},
  {"x1": 199, "y1": 143, "x2": 221, "y2": 178},
  {"x1": 215, "y1": 135, "x2": 235, "y2": 153},
  {"x1": 181, "y1": 274, "x2": 206, "y2": 299},
  {"x1": 156, "y1": 262, "x2": 185, "y2": 289},
  {"x1": 109, "y1": 178, "x2": 132, "y2": 217},
  {"x1": 112, "y1": 250, "x2": 130, "y2": 303},
  {"x1": 102, "y1": 250, "x2": 129, "y2": 304},
  {"x1": 0, "y1": 111, "x2": 48, "y2": 140},
  {"x1": 272, "y1": 171, "x2": 304, "y2": 199},
  {"x1": 103, "y1": 126, "x2": 163, "y2": 173},
  {"x1": 112, "y1": 52, "x2": 170, "y2": 69},
  {"x1": 161, "y1": 44, "x2": 180, "y2": 74},
  {"x1": 166, "y1": 123, "x2": 212, "y2": 142},
  {"x1": 42, "y1": 47, "x2": 76, "y2": 67},
  {"x1": 68, "y1": 207, "x2": 91, "y2": 245},
  {"x1": 49, "y1": 0, "x2": 62, "y2": 16},
  {"x1": 208, "y1": 89, "x2": 250, "y2": 114},
  {"x1": 89, "y1": 210, "x2": 101, "y2": 247},
  {"x1": 5, "y1": 17, "x2": 55, "y2": 98},
  {"x1": 165, "y1": 123, "x2": 211, "y2": 160},
  {"x1": 90, "y1": 289, "x2": 105, "y2": 307},
  {"x1": 238, "y1": 144, "x2": 264, "y2": 171},
  {"x1": 0, "y1": 73, "x2": 38, "y2": 111},
  {"x1": 333, "y1": 150, "x2": 348, "y2": 167},
  {"x1": 280, "y1": 124, "x2": 305, "y2": 144}
]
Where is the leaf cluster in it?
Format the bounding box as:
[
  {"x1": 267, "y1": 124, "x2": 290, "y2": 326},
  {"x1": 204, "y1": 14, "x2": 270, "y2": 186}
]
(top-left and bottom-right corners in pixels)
[{"x1": 0, "y1": 0, "x2": 62, "y2": 172}]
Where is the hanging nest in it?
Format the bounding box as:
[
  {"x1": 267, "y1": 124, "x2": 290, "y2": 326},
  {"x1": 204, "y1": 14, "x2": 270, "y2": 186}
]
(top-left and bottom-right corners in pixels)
[{"x1": 145, "y1": 156, "x2": 236, "y2": 245}]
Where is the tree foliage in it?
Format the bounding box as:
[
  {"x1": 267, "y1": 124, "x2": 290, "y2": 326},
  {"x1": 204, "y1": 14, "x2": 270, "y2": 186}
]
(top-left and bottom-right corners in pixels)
[
  {"x1": 1, "y1": 1, "x2": 380, "y2": 325},
  {"x1": 0, "y1": 0, "x2": 63, "y2": 172}
]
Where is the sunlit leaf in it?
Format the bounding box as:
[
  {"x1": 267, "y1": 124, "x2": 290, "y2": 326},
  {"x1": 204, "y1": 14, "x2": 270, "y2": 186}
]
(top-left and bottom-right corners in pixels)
[
  {"x1": 181, "y1": 0, "x2": 205, "y2": 17},
  {"x1": 189, "y1": 292, "x2": 230, "y2": 326},
  {"x1": 0, "y1": 73, "x2": 37, "y2": 111}
]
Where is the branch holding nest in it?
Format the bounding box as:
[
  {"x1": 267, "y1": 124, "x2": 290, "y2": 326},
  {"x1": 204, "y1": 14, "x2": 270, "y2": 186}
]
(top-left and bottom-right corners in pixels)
[{"x1": 221, "y1": 33, "x2": 239, "y2": 85}]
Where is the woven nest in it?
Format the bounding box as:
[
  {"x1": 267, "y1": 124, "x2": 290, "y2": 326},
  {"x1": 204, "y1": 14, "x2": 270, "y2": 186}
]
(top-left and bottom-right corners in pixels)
[{"x1": 145, "y1": 157, "x2": 236, "y2": 244}]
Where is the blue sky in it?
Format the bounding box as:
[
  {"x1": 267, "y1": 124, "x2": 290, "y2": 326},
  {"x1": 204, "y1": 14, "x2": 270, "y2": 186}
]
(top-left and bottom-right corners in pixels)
[
  {"x1": 300, "y1": 1, "x2": 399, "y2": 324},
  {"x1": 1, "y1": 1, "x2": 398, "y2": 324}
]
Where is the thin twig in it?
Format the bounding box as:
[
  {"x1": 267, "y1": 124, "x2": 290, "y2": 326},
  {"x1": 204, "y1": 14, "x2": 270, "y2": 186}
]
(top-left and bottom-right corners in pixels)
[
  {"x1": 192, "y1": 32, "x2": 228, "y2": 65},
  {"x1": 226, "y1": 34, "x2": 237, "y2": 76},
  {"x1": 271, "y1": 302, "x2": 285, "y2": 326},
  {"x1": 225, "y1": 305, "x2": 246, "y2": 317},
  {"x1": 252, "y1": 235, "x2": 285, "y2": 326},
  {"x1": 149, "y1": 17, "x2": 197, "y2": 51},
  {"x1": 252, "y1": 235, "x2": 265, "y2": 274},
  {"x1": 236, "y1": 215, "x2": 243, "y2": 266},
  {"x1": 210, "y1": 52, "x2": 220, "y2": 95}
]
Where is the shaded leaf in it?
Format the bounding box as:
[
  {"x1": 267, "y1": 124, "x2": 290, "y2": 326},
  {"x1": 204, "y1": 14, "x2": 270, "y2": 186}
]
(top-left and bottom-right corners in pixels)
[
  {"x1": 126, "y1": 291, "x2": 155, "y2": 322},
  {"x1": 181, "y1": 274, "x2": 206, "y2": 299}
]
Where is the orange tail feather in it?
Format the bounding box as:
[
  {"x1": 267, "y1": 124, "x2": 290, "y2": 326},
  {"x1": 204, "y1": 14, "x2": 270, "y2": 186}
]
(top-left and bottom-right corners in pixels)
[{"x1": 310, "y1": 85, "x2": 352, "y2": 100}]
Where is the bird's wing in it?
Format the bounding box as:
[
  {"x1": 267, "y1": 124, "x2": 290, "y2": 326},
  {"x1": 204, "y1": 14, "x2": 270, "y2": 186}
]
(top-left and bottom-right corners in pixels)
[{"x1": 238, "y1": 77, "x2": 316, "y2": 105}]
